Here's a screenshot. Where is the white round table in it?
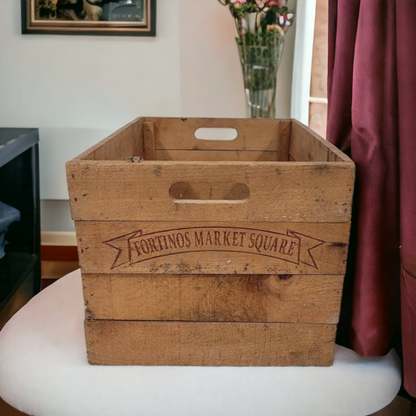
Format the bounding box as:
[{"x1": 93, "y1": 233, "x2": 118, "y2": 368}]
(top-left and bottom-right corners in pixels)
[{"x1": 0, "y1": 270, "x2": 401, "y2": 416}]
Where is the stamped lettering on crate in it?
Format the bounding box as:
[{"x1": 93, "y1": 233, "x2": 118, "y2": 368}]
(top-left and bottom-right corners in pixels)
[{"x1": 104, "y1": 227, "x2": 325, "y2": 270}]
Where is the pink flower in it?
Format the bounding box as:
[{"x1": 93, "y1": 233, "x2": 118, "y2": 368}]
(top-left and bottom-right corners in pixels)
[
  {"x1": 230, "y1": 0, "x2": 247, "y2": 3},
  {"x1": 267, "y1": 0, "x2": 286, "y2": 6},
  {"x1": 255, "y1": 0, "x2": 267, "y2": 8}
]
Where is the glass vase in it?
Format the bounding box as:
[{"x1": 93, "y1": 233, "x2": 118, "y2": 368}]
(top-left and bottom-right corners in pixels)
[{"x1": 237, "y1": 37, "x2": 284, "y2": 119}]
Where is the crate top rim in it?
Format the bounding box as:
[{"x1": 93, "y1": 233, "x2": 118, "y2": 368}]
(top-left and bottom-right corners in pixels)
[
  {"x1": 140, "y1": 117, "x2": 350, "y2": 160},
  {"x1": 66, "y1": 160, "x2": 354, "y2": 168},
  {"x1": 66, "y1": 117, "x2": 353, "y2": 165}
]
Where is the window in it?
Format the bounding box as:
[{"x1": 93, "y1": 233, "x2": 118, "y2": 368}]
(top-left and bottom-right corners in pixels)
[{"x1": 291, "y1": 0, "x2": 328, "y2": 138}]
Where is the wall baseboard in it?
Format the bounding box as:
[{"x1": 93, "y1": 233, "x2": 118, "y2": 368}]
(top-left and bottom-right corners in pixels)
[
  {"x1": 41, "y1": 232, "x2": 78, "y2": 262},
  {"x1": 41, "y1": 232, "x2": 77, "y2": 246}
]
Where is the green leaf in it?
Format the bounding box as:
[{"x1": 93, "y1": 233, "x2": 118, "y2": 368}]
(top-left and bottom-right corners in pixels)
[{"x1": 265, "y1": 9, "x2": 277, "y2": 24}]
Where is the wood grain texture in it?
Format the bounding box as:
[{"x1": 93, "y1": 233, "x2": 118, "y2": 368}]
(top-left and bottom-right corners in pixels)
[
  {"x1": 328, "y1": 146, "x2": 340, "y2": 161},
  {"x1": 75, "y1": 117, "x2": 143, "y2": 161},
  {"x1": 83, "y1": 273, "x2": 344, "y2": 323},
  {"x1": 85, "y1": 320, "x2": 337, "y2": 366},
  {"x1": 67, "y1": 161, "x2": 354, "y2": 222},
  {"x1": 155, "y1": 149, "x2": 278, "y2": 162},
  {"x1": 75, "y1": 221, "x2": 351, "y2": 275},
  {"x1": 291, "y1": 120, "x2": 328, "y2": 162},
  {"x1": 146, "y1": 117, "x2": 282, "y2": 152},
  {"x1": 290, "y1": 120, "x2": 347, "y2": 162},
  {"x1": 278, "y1": 119, "x2": 292, "y2": 161},
  {"x1": 143, "y1": 121, "x2": 155, "y2": 160}
]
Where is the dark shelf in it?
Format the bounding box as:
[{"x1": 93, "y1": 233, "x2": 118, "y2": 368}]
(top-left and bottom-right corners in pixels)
[
  {"x1": 0, "y1": 252, "x2": 39, "y2": 309},
  {"x1": 0, "y1": 129, "x2": 39, "y2": 169},
  {"x1": 0, "y1": 128, "x2": 40, "y2": 323}
]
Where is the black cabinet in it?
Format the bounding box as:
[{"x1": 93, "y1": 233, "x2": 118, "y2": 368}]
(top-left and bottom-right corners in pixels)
[{"x1": 0, "y1": 129, "x2": 40, "y2": 328}]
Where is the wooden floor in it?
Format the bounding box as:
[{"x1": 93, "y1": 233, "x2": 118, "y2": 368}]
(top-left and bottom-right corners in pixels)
[{"x1": 0, "y1": 398, "x2": 28, "y2": 416}]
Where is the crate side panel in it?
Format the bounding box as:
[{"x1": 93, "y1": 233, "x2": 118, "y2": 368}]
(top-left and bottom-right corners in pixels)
[
  {"x1": 85, "y1": 320, "x2": 336, "y2": 366},
  {"x1": 290, "y1": 120, "x2": 352, "y2": 163},
  {"x1": 143, "y1": 121, "x2": 156, "y2": 160},
  {"x1": 75, "y1": 118, "x2": 144, "y2": 161},
  {"x1": 278, "y1": 120, "x2": 292, "y2": 161},
  {"x1": 146, "y1": 117, "x2": 282, "y2": 152},
  {"x1": 155, "y1": 149, "x2": 278, "y2": 161},
  {"x1": 290, "y1": 121, "x2": 329, "y2": 162},
  {"x1": 83, "y1": 273, "x2": 344, "y2": 323},
  {"x1": 75, "y1": 221, "x2": 351, "y2": 275},
  {"x1": 68, "y1": 162, "x2": 354, "y2": 223}
]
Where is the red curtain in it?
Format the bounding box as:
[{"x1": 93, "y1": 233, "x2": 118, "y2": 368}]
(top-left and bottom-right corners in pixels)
[{"x1": 327, "y1": 0, "x2": 416, "y2": 397}]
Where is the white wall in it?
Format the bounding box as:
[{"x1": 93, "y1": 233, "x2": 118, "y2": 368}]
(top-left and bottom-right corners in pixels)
[
  {"x1": 180, "y1": 0, "x2": 296, "y2": 119},
  {"x1": 0, "y1": 0, "x2": 296, "y2": 232},
  {"x1": 0, "y1": 0, "x2": 181, "y2": 129}
]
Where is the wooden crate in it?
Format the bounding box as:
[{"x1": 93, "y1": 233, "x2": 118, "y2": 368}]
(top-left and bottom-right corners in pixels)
[{"x1": 66, "y1": 117, "x2": 355, "y2": 366}]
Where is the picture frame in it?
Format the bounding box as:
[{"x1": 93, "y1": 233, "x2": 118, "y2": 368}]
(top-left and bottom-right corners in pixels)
[{"x1": 21, "y1": 0, "x2": 156, "y2": 37}]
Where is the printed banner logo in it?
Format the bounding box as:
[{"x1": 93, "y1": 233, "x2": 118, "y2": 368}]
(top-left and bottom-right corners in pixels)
[{"x1": 104, "y1": 227, "x2": 325, "y2": 270}]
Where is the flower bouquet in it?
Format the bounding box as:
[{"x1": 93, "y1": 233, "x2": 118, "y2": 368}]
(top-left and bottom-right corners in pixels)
[{"x1": 218, "y1": 0, "x2": 294, "y2": 118}]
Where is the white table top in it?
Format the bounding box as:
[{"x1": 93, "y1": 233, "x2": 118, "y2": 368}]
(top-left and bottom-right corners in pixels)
[{"x1": 0, "y1": 270, "x2": 401, "y2": 416}]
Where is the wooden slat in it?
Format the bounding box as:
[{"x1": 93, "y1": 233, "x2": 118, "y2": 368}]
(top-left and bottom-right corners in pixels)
[
  {"x1": 146, "y1": 117, "x2": 282, "y2": 151},
  {"x1": 83, "y1": 273, "x2": 344, "y2": 323},
  {"x1": 155, "y1": 149, "x2": 278, "y2": 162},
  {"x1": 67, "y1": 161, "x2": 355, "y2": 222},
  {"x1": 290, "y1": 120, "x2": 348, "y2": 162},
  {"x1": 85, "y1": 320, "x2": 337, "y2": 366},
  {"x1": 74, "y1": 118, "x2": 143, "y2": 161},
  {"x1": 143, "y1": 121, "x2": 155, "y2": 160},
  {"x1": 328, "y1": 151, "x2": 341, "y2": 162},
  {"x1": 290, "y1": 121, "x2": 329, "y2": 161},
  {"x1": 75, "y1": 221, "x2": 351, "y2": 275},
  {"x1": 278, "y1": 119, "x2": 291, "y2": 161}
]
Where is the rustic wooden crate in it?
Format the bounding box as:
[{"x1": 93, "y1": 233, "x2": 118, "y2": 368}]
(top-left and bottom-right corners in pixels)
[{"x1": 66, "y1": 117, "x2": 355, "y2": 367}]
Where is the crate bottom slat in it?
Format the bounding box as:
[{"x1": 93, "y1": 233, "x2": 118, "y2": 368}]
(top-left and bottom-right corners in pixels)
[{"x1": 85, "y1": 320, "x2": 337, "y2": 366}]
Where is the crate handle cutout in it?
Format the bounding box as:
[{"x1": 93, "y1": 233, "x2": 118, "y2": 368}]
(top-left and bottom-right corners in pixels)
[
  {"x1": 194, "y1": 128, "x2": 238, "y2": 141},
  {"x1": 169, "y1": 181, "x2": 249, "y2": 204}
]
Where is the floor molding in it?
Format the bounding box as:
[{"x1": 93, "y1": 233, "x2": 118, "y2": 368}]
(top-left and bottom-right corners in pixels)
[{"x1": 41, "y1": 232, "x2": 77, "y2": 247}]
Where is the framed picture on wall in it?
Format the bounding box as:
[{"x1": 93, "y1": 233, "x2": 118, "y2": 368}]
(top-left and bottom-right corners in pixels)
[{"x1": 21, "y1": 0, "x2": 156, "y2": 36}]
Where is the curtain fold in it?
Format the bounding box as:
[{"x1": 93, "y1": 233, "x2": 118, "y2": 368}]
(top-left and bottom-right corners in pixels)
[
  {"x1": 396, "y1": 0, "x2": 416, "y2": 397},
  {"x1": 327, "y1": 0, "x2": 416, "y2": 397}
]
